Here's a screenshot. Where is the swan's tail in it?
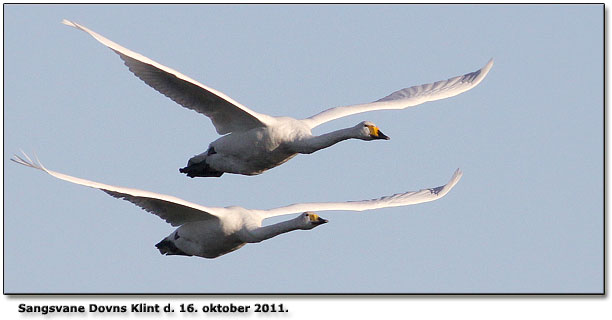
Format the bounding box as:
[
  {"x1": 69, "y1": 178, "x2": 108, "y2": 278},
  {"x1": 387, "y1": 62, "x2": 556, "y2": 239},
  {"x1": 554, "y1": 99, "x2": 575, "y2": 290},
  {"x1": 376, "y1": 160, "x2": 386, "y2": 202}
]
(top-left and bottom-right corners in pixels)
[{"x1": 155, "y1": 237, "x2": 192, "y2": 257}]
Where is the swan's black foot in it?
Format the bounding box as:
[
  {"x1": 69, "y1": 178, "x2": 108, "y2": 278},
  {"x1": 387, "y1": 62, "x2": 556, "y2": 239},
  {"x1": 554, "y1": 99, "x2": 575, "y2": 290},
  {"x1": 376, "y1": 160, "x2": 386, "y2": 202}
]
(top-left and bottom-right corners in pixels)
[{"x1": 179, "y1": 162, "x2": 224, "y2": 178}]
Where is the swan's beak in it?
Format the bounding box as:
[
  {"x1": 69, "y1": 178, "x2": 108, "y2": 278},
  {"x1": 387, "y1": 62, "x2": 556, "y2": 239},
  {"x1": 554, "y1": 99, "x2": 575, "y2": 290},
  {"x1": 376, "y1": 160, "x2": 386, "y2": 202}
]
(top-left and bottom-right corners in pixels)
[
  {"x1": 367, "y1": 125, "x2": 390, "y2": 140},
  {"x1": 314, "y1": 217, "x2": 328, "y2": 225},
  {"x1": 307, "y1": 213, "x2": 328, "y2": 225},
  {"x1": 373, "y1": 129, "x2": 390, "y2": 140}
]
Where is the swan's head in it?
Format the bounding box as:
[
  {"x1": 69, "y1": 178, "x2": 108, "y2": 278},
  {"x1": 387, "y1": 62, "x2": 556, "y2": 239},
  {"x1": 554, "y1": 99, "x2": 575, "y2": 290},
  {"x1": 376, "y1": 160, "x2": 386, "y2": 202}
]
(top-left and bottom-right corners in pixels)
[
  {"x1": 356, "y1": 121, "x2": 390, "y2": 141},
  {"x1": 299, "y1": 212, "x2": 328, "y2": 230}
]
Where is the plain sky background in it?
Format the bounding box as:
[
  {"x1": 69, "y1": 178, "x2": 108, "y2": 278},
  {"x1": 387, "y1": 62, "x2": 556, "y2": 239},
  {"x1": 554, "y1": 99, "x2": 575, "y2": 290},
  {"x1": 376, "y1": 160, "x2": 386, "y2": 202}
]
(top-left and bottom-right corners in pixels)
[{"x1": 4, "y1": 4, "x2": 603, "y2": 294}]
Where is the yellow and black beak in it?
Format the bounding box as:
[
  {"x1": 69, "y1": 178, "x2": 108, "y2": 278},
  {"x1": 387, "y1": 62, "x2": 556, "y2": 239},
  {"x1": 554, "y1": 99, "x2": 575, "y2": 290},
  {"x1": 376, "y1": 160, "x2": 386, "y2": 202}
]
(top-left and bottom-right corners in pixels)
[
  {"x1": 314, "y1": 217, "x2": 328, "y2": 225},
  {"x1": 309, "y1": 213, "x2": 329, "y2": 225},
  {"x1": 368, "y1": 126, "x2": 390, "y2": 140}
]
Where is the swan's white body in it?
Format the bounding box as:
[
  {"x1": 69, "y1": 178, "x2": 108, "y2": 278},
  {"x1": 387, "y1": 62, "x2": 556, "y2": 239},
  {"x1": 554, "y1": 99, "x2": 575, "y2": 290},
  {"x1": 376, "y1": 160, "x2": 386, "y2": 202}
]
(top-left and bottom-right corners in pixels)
[
  {"x1": 12, "y1": 153, "x2": 462, "y2": 259},
  {"x1": 62, "y1": 19, "x2": 493, "y2": 177}
]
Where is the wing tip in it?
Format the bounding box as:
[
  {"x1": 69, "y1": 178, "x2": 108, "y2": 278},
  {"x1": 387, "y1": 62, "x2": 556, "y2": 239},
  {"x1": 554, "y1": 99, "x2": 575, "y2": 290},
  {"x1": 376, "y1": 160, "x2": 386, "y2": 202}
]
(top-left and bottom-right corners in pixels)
[
  {"x1": 480, "y1": 58, "x2": 494, "y2": 78},
  {"x1": 453, "y1": 167, "x2": 463, "y2": 179},
  {"x1": 11, "y1": 150, "x2": 46, "y2": 171},
  {"x1": 436, "y1": 168, "x2": 463, "y2": 197},
  {"x1": 61, "y1": 19, "x2": 76, "y2": 28},
  {"x1": 450, "y1": 168, "x2": 463, "y2": 186},
  {"x1": 464, "y1": 58, "x2": 494, "y2": 89}
]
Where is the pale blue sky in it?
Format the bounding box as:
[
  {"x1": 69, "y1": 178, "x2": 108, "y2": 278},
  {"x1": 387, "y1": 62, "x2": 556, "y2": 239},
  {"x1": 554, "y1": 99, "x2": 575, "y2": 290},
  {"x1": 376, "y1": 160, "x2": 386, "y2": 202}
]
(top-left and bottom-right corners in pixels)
[{"x1": 4, "y1": 4, "x2": 603, "y2": 293}]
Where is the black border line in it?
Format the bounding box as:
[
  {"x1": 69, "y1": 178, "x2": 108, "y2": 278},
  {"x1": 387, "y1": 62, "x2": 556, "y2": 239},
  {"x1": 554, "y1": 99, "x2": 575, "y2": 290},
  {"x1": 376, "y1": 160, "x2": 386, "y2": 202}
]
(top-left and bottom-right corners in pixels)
[{"x1": 3, "y1": 2, "x2": 606, "y2": 296}]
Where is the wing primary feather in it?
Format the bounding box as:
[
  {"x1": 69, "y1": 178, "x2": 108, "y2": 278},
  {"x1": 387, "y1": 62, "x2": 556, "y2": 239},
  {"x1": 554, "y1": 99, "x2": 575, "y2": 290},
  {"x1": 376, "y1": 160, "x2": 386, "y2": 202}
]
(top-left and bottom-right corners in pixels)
[
  {"x1": 12, "y1": 151, "x2": 223, "y2": 226},
  {"x1": 62, "y1": 19, "x2": 270, "y2": 135},
  {"x1": 261, "y1": 168, "x2": 462, "y2": 218},
  {"x1": 305, "y1": 59, "x2": 493, "y2": 128}
]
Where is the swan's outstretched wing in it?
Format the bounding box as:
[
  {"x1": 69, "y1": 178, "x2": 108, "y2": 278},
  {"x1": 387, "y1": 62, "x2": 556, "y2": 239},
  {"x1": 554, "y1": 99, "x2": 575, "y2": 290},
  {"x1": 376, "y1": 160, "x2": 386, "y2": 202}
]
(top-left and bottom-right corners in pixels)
[
  {"x1": 12, "y1": 152, "x2": 223, "y2": 226},
  {"x1": 262, "y1": 169, "x2": 463, "y2": 218},
  {"x1": 304, "y1": 60, "x2": 493, "y2": 129},
  {"x1": 62, "y1": 19, "x2": 271, "y2": 135}
]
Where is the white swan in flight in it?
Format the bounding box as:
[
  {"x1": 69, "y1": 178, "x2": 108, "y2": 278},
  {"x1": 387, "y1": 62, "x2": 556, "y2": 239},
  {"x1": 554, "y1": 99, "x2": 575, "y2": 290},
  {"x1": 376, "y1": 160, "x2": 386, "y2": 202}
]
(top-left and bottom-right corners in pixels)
[
  {"x1": 12, "y1": 152, "x2": 462, "y2": 259},
  {"x1": 62, "y1": 19, "x2": 492, "y2": 178}
]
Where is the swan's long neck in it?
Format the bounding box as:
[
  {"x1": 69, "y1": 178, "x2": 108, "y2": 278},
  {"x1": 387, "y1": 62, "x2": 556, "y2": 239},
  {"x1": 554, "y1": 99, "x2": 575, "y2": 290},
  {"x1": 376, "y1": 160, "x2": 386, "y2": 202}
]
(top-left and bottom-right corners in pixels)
[
  {"x1": 291, "y1": 127, "x2": 356, "y2": 154},
  {"x1": 246, "y1": 217, "x2": 304, "y2": 243}
]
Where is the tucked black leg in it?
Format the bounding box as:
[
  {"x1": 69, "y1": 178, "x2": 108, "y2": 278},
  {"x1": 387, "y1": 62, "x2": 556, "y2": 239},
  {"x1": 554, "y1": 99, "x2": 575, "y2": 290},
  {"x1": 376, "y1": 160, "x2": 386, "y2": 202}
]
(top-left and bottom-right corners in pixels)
[
  {"x1": 179, "y1": 162, "x2": 224, "y2": 178},
  {"x1": 155, "y1": 239, "x2": 192, "y2": 256}
]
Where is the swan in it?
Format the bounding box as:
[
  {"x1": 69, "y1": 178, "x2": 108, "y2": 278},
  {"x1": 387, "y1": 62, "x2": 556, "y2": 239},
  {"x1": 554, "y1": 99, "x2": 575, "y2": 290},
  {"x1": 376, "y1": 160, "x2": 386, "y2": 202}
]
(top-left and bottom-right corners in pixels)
[
  {"x1": 12, "y1": 152, "x2": 462, "y2": 259},
  {"x1": 62, "y1": 19, "x2": 492, "y2": 178}
]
